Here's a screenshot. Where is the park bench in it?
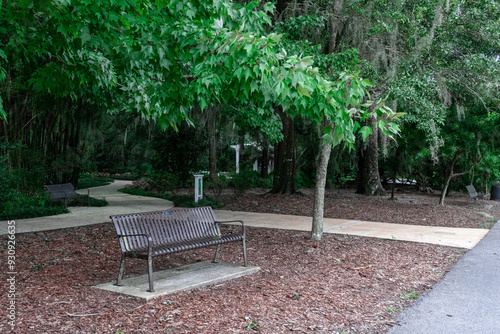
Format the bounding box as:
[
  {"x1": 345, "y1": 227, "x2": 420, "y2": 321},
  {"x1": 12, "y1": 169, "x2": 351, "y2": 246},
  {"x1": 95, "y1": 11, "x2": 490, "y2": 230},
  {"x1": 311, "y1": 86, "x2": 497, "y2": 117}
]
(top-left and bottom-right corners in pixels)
[
  {"x1": 466, "y1": 184, "x2": 489, "y2": 201},
  {"x1": 45, "y1": 183, "x2": 90, "y2": 206},
  {"x1": 110, "y1": 206, "x2": 247, "y2": 292}
]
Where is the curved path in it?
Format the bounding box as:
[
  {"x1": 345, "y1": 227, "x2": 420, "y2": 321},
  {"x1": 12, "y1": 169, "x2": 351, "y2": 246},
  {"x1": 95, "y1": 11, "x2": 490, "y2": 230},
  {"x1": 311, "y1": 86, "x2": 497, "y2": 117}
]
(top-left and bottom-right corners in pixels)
[
  {"x1": 0, "y1": 180, "x2": 174, "y2": 234},
  {"x1": 0, "y1": 180, "x2": 491, "y2": 248}
]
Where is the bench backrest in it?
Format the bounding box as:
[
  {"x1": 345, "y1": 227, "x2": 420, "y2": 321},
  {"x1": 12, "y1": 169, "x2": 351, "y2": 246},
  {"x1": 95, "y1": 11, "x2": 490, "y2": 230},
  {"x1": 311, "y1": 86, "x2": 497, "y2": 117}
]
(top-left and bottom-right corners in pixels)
[
  {"x1": 45, "y1": 183, "x2": 77, "y2": 200},
  {"x1": 466, "y1": 185, "x2": 478, "y2": 198},
  {"x1": 111, "y1": 207, "x2": 221, "y2": 253}
]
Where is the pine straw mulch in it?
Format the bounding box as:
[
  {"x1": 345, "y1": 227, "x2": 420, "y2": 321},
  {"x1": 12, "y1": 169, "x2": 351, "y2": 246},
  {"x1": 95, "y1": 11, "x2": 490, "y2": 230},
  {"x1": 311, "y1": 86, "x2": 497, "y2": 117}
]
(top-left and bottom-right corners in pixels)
[{"x1": 2, "y1": 188, "x2": 498, "y2": 333}]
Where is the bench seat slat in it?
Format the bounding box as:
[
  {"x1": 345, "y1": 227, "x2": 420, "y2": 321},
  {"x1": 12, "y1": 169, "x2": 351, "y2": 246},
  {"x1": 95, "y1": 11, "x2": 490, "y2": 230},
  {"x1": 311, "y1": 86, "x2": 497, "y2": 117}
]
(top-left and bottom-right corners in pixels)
[{"x1": 122, "y1": 234, "x2": 244, "y2": 256}]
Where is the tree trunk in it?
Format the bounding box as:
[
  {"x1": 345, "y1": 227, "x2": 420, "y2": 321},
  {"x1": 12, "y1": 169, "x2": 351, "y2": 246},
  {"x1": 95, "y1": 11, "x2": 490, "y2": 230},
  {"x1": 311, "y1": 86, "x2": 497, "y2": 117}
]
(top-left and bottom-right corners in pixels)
[
  {"x1": 356, "y1": 112, "x2": 385, "y2": 195},
  {"x1": 310, "y1": 0, "x2": 345, "y2": 240},
  {"x1": 439, "y1": 149, "x2": 462, "y2": 205},
  {"x1": 272, "y1": 106, "x2": 297, "y2": 194},
  {"x1": 390, "y1": 148, "x2": 400, "y2": 200},
  {"x1": 311, "y1": 120, "x2": 334, "y2": 241}
]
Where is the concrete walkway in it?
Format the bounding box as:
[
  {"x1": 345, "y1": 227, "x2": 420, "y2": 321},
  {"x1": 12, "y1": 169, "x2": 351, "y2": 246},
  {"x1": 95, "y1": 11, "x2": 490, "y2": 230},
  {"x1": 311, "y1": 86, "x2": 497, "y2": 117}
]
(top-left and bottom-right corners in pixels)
[
  {"x1": 0, "y1": 180, "x2": 174, "y2": 235},
  {"x1": 0, "y1": 180, "x2": 489, "y2": 249},
  {"x1": 388, "y1": 220, "x2": 500, "y2": 333},
  {"x1": 215, "y1": 211, "x2": 488, "y2": 249}
]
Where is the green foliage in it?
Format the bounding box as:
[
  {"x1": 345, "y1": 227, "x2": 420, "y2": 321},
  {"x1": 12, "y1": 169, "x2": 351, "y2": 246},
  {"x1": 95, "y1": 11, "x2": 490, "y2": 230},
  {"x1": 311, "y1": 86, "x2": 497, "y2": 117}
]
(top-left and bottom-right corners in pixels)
[
  {"x1": 119, "y1": 188, "x2": 222, "y2": 209},
  {"x1": 245, "y1": 320, "x2": 260, "y2": 331},
  {"x1": 230, "y1": 164, "x2": 272, "y2": 192},
  {"x1": 151, "y1": 125, "x2": 207, "y2": 185},
  {"x1": 69, "y1": 197, "x2": 109, "y2": 207},
  {"x1": 80, "y1": 113, "x2": 156, "y2": 176},
  {"x1": 77, "y1": 173, "x2": 114, "y2": 189},
  {"x1": 147, "y1": 172, "x2": 182, "y2": 193},
  {"x1": 0, "y1": 154, "x2": 15, "y2": 206},
  {"x1": 0, "y1": 191, "x2": 69, "y2": 220},
  {"x1": 168, "y1": 194, "x2": 222, "y2": 209},
  {"x1": 205, "y1": 175, "x2": 231, "y2": 197},
  {"x1": 402, "y1": 288, "x2": 420, "y2": 300}
]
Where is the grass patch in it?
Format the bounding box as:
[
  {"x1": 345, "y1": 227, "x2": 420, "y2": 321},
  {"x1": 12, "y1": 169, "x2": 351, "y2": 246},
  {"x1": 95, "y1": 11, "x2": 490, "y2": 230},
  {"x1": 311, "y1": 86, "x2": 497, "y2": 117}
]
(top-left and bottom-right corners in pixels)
[
  {"x1": 0, "y1": 193, "x2": 108, "y2": 220},
  {"x1": 68, "y1": 197, "x2": 109, "y2": 207},
  {"x1": 1, "y1": 204, "x2": 69, "y2": 220},
  {"x1": 119, "y1": 188, "x2": 222, "y2": 209},
  {"x1": 111, "y1": 174, "x2": 139, "y2": 181},
  {"x1": 77, "y1": 174, "x2": 114, "y2": 189}
]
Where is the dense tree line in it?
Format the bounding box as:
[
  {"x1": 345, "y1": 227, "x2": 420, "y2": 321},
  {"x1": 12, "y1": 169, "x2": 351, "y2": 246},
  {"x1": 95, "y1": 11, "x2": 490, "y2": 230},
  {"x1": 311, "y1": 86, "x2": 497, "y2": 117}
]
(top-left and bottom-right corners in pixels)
[{"x1": 1, "y1": 0, "x2": 499, "y2": 238}]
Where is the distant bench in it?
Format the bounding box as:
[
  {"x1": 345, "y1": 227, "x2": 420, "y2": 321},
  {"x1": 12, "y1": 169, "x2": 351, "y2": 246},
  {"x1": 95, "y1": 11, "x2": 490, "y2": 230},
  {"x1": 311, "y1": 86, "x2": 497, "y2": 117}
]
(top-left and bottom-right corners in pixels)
[
  {"x1": 466, "y1": 185, "x2": 490, "y2": 201},
  {"x1": 111, "y1": 206, "x2": 247, "y2": 292},
  {"x1": 45, "y1": 183, "x2": 89, "y2": 206}
]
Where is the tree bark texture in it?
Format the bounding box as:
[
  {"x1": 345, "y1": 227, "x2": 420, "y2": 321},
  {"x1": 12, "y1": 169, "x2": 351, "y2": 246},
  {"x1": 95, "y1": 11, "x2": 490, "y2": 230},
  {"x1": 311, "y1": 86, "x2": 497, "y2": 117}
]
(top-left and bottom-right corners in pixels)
[
  {"x1": 356, "y1": 112, "x2": 385, "y2": 195},
  {"x1": 272, "y1": 106, "x2": 297, "y2": 194},
  {"x1": 311, "y1": 121, "x2": 334, "y2": 241},
  {"x1": 439, "y1": 149, "x2": 462, "y2": 205}
]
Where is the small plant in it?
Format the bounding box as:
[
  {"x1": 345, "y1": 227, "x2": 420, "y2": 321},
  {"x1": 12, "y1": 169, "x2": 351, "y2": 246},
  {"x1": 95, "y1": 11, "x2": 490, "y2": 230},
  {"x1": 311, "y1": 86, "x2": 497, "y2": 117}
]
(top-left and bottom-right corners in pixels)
[
  {"x1": 245, "y1": 317, "x2": 260, "y2": 331},
  {"x1": 402, "y1": 288, "x2": 420, "y2": 300},
  {"x1": 387, "y1": 307, "x2": 403, "y2": 313},
  {"x1": 481, "y1": 222, "x2": 492, "y2": 229}
]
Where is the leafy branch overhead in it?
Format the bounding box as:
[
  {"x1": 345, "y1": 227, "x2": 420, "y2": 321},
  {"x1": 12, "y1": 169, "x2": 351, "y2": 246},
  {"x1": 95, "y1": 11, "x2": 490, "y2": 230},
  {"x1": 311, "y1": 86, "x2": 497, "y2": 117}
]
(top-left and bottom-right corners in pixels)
[{"x1": 0, "y1": 0, "x2": 399, "y2": 144}]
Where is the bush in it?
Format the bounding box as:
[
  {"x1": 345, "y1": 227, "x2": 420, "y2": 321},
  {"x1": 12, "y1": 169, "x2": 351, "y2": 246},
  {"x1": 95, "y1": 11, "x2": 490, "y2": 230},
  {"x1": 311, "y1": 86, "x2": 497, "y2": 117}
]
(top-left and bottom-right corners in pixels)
[
  {"x1": 148, "y1": 172, "x2": 182, "y2": 193},
  {"x1": 1, "y1": 205, "x2": 69, "y2": 220},
  {"x1": 69, "y1": 197, "x2": 109, "y2": 207},
  {"x1": 229, "y1": 165, "x2": 271, "y2": 192},
  {"x1": 168, "y1": 194, "x2": 223, "y2": 209},
  {"x1": 0, "y1": 191, "x2": 69, "y2": 220},
  {"x1": 205, "y1": 175, "x2": 230, "y2": 196}
]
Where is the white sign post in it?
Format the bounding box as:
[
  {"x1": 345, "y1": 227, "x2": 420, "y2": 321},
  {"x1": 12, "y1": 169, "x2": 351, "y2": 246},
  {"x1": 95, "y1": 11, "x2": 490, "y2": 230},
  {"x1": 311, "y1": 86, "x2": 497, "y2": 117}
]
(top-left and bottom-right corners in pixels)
[
  {"x1": 194, "y1": 174, "x2": 204, "y2": 203},
  {"x1": 230, "y1": 145, "x2": 240, "y2": 173}
]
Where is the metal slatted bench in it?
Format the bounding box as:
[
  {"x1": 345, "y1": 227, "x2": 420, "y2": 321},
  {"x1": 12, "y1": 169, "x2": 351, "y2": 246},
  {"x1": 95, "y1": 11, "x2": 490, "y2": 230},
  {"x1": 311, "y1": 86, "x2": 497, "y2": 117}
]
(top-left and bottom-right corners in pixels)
[
  {"x1": 466, "y1": 184, "x2": 490, "y2": 201},
  {"x1": 111, "y1": 206, "x2": 247, "y2": 292},
  {"x1": 45, "y1": 183, "x2": 89, "y2": 206}
]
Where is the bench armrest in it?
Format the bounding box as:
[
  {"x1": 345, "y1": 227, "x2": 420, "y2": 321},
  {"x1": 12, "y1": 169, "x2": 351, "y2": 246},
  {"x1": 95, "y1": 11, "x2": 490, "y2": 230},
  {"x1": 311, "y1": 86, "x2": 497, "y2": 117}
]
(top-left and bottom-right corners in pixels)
[{"x1": 215, "y1": 220, "x2": 246, "y2": 237}]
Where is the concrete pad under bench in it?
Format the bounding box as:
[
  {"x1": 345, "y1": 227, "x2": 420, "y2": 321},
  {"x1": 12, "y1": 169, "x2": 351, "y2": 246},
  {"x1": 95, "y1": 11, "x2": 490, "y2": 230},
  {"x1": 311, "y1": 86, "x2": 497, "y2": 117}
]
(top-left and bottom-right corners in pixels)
[{"x1": 94, "y1": 261, "x2": 260, "y2": 300}]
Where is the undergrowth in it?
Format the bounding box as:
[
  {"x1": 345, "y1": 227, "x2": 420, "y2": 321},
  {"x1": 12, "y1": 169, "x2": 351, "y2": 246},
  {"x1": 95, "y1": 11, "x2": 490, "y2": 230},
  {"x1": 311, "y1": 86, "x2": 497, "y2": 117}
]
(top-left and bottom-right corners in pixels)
[{"x1": 119, "y1": 188, "x2": 223, "y2": 209}]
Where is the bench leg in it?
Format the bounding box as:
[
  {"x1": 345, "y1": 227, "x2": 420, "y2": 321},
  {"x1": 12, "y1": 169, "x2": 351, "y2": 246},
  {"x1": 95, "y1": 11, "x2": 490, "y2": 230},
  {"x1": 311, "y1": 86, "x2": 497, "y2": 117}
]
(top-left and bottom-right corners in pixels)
[
  {"x1": 242, "y1": 239, "x2": 248, "y2": 267},
  {"x1": 147, "y1": 255, "x2": 155, "y2": 292},
  {"x1": 213, "y1": 245, "x2": 221, "y2": 263},
  {"x1": 115, "y1": 255, "x2": 126, "y2": 286}
]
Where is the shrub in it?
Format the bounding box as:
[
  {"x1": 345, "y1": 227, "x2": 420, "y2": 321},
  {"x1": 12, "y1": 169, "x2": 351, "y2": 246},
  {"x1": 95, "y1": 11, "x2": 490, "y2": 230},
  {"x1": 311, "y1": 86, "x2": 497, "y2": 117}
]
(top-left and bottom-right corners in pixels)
[
  {"x1": 168, "y1": 194, "x2": 223, "y2": 209},
  {"x1": 205, "y1": 175, "x2": 230, "y2": 196},
  {"x1": 69, "y1": 197, "x2": 109, "y2": 207},
  {"x1": 148, "y1": 172, "x2": 182, "y2": 193},
  {"x1": 0, "y1": 191, "x2": 69, "y2": 220},
  {"x1": 230, "y1": 164, "x2": 270, "y2": 192}
]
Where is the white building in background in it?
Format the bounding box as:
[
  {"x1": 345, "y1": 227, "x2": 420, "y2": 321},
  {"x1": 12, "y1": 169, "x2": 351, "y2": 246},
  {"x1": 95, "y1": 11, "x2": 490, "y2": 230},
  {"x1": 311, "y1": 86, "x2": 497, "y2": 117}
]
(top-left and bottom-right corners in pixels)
[{"x1": 230, "y1": 143, "x2": 274, "y2": 174}]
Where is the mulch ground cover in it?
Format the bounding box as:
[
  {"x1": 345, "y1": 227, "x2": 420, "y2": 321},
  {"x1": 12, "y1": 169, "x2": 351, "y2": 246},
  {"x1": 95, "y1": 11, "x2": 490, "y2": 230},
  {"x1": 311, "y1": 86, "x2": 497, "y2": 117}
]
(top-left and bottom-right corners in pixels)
[{"x1": 1, "y1": 187, "x2": 498, "y2": 333}]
